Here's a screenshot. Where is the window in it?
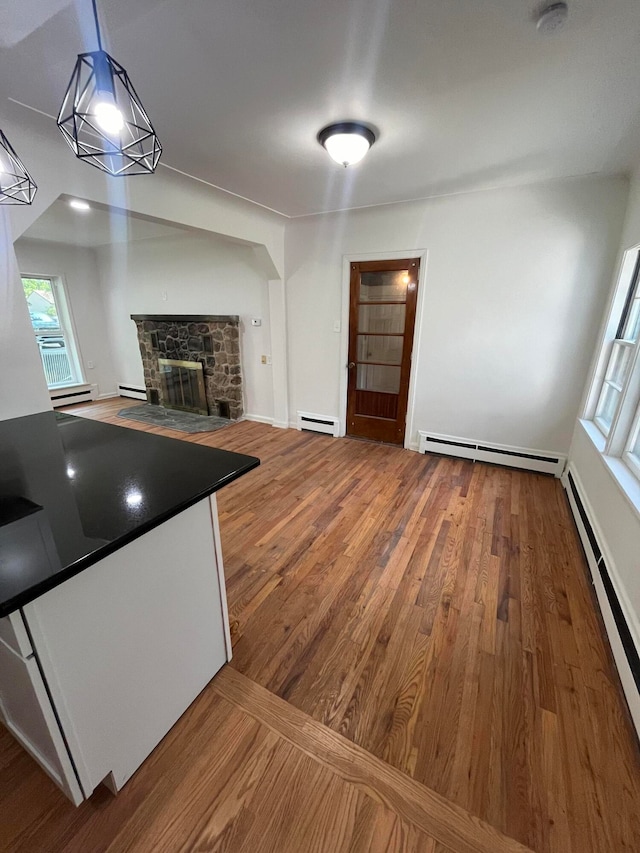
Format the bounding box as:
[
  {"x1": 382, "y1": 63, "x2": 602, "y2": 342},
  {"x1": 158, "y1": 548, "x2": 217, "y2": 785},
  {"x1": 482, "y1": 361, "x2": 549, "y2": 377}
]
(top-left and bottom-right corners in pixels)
[
  {"x1": 626, "y1": 409, "x2": 640, "y2": 480},
  {"x1": 594, "y1": 253, "x2": 640, "y2": 436},
  {"x1": 587, "y1": 246, "x2": 640, "y2": 488},
  {"x1": 21, "y1": 276, "x2": 83, "y2": 389}
]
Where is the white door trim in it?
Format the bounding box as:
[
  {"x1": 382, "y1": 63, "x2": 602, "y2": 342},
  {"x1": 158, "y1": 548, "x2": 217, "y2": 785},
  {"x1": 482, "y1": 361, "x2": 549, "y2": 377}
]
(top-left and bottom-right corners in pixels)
[{"x1": 339, "y1": 249, "x2": 428, "y2": 449}]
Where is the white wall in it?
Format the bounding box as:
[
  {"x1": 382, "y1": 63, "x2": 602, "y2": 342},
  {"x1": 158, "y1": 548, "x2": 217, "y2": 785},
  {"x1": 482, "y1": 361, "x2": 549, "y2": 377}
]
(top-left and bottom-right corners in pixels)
[
  {"x1": 0, "y1": 104, "x2": 287, "y2": 424},
  {"x1": 567, "y1": 169, "x2": 640, "y2": 730},
  {"x1": 97, "y1": 234, "x2": 274, "y2": 421},
  {"x1": 4, "y1": 106, "x2": 285, "y2": 278},
  {"x1": 0, "y1": 211, "x2": 50, "y2": 421},
  {"x1": 285, "y1": 176, "x2": 628, "y2": 452},
  {"x1": 13, "y1": 238, "x2": 118, "y2": 399}
]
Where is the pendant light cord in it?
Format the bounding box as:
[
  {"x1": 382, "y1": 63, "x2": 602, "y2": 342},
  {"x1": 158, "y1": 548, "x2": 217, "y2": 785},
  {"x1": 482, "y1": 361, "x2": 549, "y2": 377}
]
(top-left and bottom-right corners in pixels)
[{"x1": 91, "y1": 0, "x2": 103, "y2": 51}]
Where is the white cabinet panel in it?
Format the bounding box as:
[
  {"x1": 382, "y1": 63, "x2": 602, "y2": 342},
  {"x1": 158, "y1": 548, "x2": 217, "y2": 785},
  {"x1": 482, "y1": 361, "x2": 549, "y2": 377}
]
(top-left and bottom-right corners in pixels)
[
  {"x1": 23, "y1": 498, "x2": 228, "y2": 796},
  {"x1": 0, "y1": 640, "x2": 83, "y2": 804},
  {"x1": 0, "y1": 610, "x2": 32, "y2": 657}
]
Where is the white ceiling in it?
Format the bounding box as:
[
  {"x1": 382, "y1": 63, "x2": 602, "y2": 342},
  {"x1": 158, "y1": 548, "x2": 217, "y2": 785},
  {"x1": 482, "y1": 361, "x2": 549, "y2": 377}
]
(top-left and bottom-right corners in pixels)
[
  {"x1": 22, "y1": 196, "x2": 194, "y2": 247},
  {"x1": 2, "y1": 0, "x2": 640, "y2": 216}
]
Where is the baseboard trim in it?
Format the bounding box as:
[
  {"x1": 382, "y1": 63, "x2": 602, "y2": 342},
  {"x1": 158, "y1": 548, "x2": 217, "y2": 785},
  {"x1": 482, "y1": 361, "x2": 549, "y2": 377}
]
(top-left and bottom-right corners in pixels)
[
  {"x1": 296, "y1": 411, "x2": 340, "y2": 437},
  {"x1": 50, "y1": 384, "x2": 96, "y2": 408},
  {"x1": 243, "y1": 414, "x2": 274, "y2": 425},
  {"x1": 117, "y1": 383, "x2": 147, "y2": 401},
  {"x1": 418, "y1": 430, "x2": 566, "y2": 476},
  {"x1": 562, "y1": 463, "x2": 640, "y2": 737}
]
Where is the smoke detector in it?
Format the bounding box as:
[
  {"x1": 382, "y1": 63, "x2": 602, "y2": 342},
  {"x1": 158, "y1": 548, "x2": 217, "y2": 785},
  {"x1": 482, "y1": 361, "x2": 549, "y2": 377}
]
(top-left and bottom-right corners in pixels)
[{"x1": 536, "y1": 2, "x2": 569, "y2": 34}]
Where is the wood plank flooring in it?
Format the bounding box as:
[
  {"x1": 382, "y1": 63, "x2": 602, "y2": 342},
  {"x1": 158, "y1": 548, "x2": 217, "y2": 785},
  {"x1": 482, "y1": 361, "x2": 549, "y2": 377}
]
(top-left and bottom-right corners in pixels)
[
  {"x1": 2, "y1": 397, "x2": 639, "y2": 852},
  {"x1": 1, "y1": 668, "x2": 453, "y2": 853}
]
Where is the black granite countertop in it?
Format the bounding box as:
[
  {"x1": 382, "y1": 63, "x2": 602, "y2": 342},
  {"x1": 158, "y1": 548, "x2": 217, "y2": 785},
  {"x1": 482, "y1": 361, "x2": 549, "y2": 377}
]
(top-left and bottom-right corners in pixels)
[{"x1": 0, "y1": 411, "x2": 259, "y2": 617}]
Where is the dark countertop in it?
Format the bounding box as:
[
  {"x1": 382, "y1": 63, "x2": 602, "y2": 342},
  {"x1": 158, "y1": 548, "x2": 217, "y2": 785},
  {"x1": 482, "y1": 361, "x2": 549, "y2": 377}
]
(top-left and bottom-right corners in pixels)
[{"x1": 0, "y1": 411, "x2": 259, "y2": 617}]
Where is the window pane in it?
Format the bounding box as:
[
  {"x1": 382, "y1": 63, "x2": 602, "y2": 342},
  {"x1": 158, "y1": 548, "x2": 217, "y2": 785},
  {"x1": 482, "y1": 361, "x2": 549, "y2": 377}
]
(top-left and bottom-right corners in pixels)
[
  {"x1": 623, "y1": 298, "x2": 640, "y2": 342},
  {"x1": 357, "y1": 334, "x2": 403, "y2": 365},
  {"x1": 22, "y1": 278, "x2": 61, "y2": 331},
  {"x1": 358, "y1": 303, "x2": 406, "y2": 334},
  {"x1": 359, "y1": 270, "x2": 408, "y2": 302},
  {"x1": 606, "y1": 342, "x2": 633, "y2": 387},
  {"x1": 630, "y1": 429, "x2": 640, "y2": 465},
  {"x1": 21, "y1": 277, "x2": 79, "y2": 389},
  {"x1": 356, "y1": 364, "x2": 401, "y2": 393},
  {"x1": 595, "y1": 383, "x2": 621, "y2": 433}
]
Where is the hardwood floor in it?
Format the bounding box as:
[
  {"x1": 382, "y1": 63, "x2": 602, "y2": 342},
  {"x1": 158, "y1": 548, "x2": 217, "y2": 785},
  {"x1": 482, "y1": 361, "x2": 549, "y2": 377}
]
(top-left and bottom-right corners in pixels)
[{"x1": 2, "y1": 397, "x2": 639, "y2": 852}]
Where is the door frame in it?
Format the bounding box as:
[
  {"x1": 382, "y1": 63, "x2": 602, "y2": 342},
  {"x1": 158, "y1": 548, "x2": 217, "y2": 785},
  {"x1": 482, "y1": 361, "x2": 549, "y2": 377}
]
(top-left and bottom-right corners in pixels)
[{"x1": 339, "y1": 249, "x2": 428, "y2": 448}]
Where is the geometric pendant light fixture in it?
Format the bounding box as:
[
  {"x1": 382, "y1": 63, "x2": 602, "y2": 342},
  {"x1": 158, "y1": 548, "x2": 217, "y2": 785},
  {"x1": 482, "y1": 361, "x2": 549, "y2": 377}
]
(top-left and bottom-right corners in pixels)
[
  {"x1": 0, "y1": 130, "x2": 38, "y2": 204},
  {"x1": 57, "y1": 0, "x2": 162, "y2": 176}
]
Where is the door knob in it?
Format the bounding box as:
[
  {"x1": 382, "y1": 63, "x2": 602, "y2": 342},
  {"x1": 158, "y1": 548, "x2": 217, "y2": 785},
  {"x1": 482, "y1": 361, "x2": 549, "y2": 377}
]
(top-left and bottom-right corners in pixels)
[{"x1": 348, "y1": 362, "x2": 355, "y2": 369}]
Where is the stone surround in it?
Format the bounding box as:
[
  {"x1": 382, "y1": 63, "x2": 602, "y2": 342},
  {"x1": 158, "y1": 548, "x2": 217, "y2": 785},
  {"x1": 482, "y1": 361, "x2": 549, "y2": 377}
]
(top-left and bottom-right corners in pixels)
[{"x1": 132, "y1": 314, "x2": 243, "y2": 419}]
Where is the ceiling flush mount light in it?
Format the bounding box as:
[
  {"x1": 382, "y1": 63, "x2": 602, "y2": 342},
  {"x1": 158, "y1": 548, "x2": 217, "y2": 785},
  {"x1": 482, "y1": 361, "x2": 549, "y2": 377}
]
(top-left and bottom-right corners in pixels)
[
  {"x1": 69, "y1": 199, "x2": 91, "y2": 211},
  {"x1": 0, "y1": 129, "x2": 37, "y2": 205},
  {"x1": 318, "y1": 122, "x2": 376, "y2": 167},
  {"x1": 536, "y1": 2, "x2": 569, "y2": 34},
  {"x1": 57, "y1": 0, "x2": 162, "y2": 176}
]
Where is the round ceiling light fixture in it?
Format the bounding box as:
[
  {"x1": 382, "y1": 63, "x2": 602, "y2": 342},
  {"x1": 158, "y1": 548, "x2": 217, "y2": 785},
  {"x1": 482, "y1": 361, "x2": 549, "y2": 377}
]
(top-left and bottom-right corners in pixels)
[
  {"x1": 536, "y1": 2, "x2": 569, "y2": 34},
  {"x1": 318, "y1": 122, "x2": 376, "y2": 167}
]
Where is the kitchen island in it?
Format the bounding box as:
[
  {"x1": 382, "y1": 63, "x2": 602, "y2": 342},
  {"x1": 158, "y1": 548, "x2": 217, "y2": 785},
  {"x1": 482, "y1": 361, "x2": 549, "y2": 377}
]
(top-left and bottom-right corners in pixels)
[{"x1": 0, "y1": 411, "x2": 258, "y2": 805}]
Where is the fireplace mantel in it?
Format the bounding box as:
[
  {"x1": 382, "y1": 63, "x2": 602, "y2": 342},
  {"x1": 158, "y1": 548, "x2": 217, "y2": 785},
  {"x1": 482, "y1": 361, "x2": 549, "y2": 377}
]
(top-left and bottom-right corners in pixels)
[{"x1": 131, "y1": 314, "x2": 239, "y2": 324}]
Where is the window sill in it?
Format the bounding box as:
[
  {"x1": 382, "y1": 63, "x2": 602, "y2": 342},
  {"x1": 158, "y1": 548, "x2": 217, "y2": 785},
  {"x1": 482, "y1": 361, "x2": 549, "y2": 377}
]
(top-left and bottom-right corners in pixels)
[
  {"x1": 579, "y1": 419, "x2": 640, "y2": 522},
  {"x1": 579, "y1": 418, "x2": 607, "y2": 452}
]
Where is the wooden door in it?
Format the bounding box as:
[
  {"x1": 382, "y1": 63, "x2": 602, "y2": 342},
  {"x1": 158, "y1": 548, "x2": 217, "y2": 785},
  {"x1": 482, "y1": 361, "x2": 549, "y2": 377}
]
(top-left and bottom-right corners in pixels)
[{"x1": 347, "y1": 258, "x2": 420, "y2": 445}]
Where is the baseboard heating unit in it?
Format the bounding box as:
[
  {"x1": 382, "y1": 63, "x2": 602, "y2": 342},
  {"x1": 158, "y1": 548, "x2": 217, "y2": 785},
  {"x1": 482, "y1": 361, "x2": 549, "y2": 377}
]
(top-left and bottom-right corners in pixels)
[
  {"x1": 417, "y1": 431, "x2": 565, "y2": 476},
  {"x1": 117, "y1": 383, "x2": 147, "y2": 401},
  {"x1": 562, "y1": 465, "x2": 640, "y2": 735},
  {"x1": 50, "y1": 385, "x2": 96, "y2": 408},
  {"x1": 296, "y1": 411, "x2": 339, "y2": 437}
]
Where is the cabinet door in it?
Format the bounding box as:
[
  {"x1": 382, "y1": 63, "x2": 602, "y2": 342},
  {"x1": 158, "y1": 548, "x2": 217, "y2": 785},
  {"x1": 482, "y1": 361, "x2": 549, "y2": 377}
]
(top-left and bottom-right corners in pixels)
[
  {"x1": 0, "y1": 611, "x2": 33, "y2": 657},
  {"x1": 0, "y1": 640, "x2": 84, "y2": 805},
  {"x1": 23, "y1": 497, "x2": 228, "y2": 796}
]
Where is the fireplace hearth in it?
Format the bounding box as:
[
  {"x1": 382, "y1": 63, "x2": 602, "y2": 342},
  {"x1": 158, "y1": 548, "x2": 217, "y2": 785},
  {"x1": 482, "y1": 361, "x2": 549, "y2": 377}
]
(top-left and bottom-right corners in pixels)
[{"x1": 132, "y1": 314, "x2": 243, "y2": 419}]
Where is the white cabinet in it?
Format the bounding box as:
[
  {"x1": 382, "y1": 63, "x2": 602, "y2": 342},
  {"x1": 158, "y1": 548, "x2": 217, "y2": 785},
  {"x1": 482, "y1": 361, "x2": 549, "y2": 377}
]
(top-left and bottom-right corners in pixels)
[
  {"x1": 0, "y1": 619, "x2": 84, "y2": 805},
  {"x1": 18, "y1": 496, "x2": 230, "y2": 800},
  {"x1": 0, "y1": 610, "x2": 33, "y2": 657}
]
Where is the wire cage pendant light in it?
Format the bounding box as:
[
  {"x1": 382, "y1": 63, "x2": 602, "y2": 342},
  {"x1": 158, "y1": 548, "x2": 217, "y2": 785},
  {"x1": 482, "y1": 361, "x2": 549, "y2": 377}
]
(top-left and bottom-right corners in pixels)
[
  {"x1": 57, "y1": 0, "x2": 162, "y2": 176},
  {"x1": 0, "y1": 129, "x2": 37, "y2": 205}
]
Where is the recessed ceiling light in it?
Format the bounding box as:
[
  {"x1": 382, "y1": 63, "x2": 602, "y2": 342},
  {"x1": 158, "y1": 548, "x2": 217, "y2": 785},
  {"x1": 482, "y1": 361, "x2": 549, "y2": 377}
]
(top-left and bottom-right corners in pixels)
[
  {"x1": 318, "y1": 122, "x2": 376, "y2": 167},
  {"x1": 69, "y1": 199, "x2": 91, "y2": 211},
  {"x1": 536, "y1": 2, "x2": 568, "y2": 34}
]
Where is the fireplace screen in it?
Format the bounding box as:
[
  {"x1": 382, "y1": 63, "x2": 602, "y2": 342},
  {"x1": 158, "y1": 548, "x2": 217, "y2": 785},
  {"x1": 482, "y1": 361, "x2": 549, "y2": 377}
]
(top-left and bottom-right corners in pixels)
[{"x1": 158, "y1": 358, "x2": 208, "y2": 416}]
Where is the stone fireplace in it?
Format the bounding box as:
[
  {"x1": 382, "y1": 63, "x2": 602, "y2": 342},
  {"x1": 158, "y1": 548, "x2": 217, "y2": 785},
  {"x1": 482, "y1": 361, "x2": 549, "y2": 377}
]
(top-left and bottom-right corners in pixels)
[{"x1": 132, "y1": 314, "x2": 243, "y2": 419}]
